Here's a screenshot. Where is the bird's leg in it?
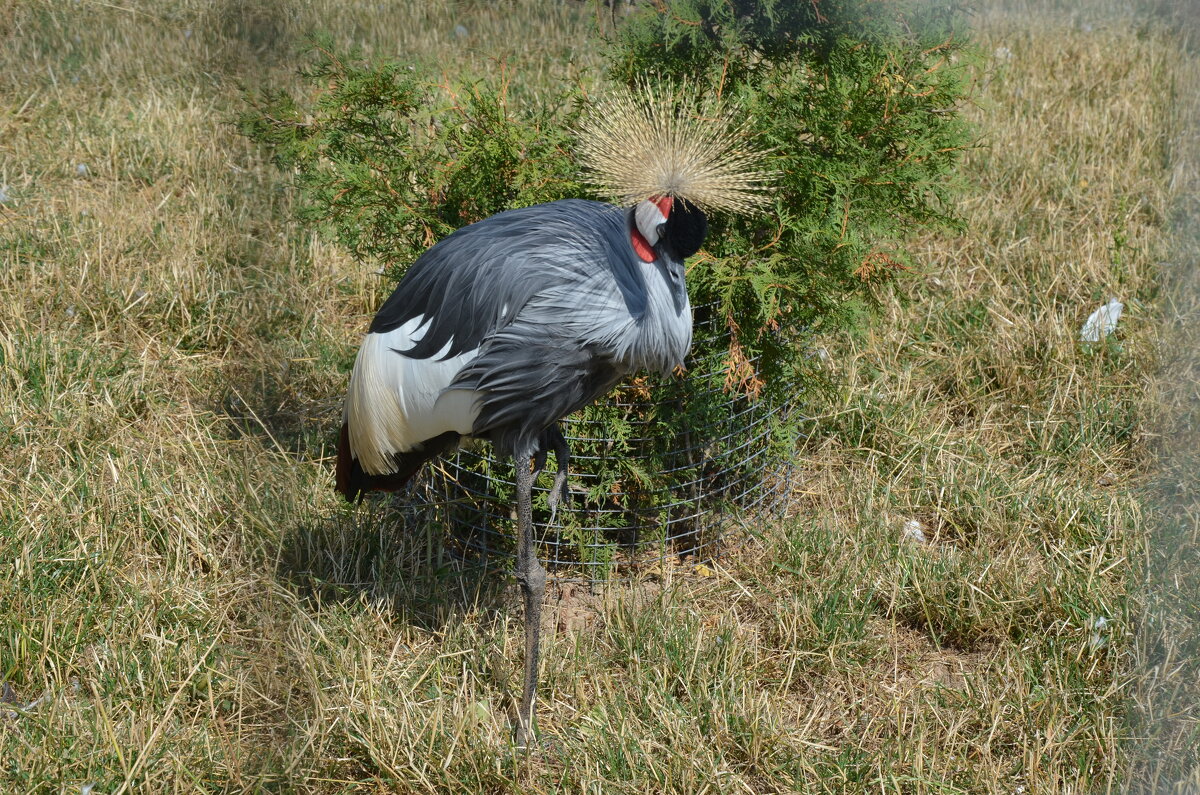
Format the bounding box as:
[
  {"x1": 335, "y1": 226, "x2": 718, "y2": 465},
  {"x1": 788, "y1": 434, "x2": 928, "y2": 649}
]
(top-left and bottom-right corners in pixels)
[
  {"x1": 513, "y1": 452, "x2": 546, "y2": 749},
  {"x1": 541, "y1": 425, "x2": 571, "y2": 526},
  {"x1": 531, "y1": 446, "x2": 548, "y2": 478}
]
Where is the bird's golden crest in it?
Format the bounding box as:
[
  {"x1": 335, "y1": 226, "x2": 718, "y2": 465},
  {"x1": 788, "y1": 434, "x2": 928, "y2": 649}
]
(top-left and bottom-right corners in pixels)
[{"x1": 577, "y1": 80, "x2": 776, "y2": 214}]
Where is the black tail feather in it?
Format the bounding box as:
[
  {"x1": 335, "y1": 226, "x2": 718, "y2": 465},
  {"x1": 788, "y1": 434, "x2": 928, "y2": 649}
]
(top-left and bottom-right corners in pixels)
[{"x1": 335, "y1": 424, "x2": 460, "y2": 503}]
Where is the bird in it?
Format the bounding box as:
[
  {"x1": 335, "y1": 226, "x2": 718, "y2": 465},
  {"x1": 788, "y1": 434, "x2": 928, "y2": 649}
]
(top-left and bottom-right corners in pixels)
[{"x1": 334, "y1": 82, "x2": 772, "y2": 747}]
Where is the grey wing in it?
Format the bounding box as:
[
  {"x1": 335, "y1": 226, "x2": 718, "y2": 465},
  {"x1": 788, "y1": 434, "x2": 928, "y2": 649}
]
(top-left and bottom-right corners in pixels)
[
  {"x1": 449, "y1": 239, "x2": 650, "y2": 456},
  {"x1": 368, "y1": 199, "x2": 648, "y2": 361},
  {"x1": 450, "y1": 328, "x2": 628, "y2": 457}
]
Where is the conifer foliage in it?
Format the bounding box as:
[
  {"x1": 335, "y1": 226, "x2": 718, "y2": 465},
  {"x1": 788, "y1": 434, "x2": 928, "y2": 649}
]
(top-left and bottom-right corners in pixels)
[{"x1": 607, "y1": 0, "x2": 973, "y2": 385}]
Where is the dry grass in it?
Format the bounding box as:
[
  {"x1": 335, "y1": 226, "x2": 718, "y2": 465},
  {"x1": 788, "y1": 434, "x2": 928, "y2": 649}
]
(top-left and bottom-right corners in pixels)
[{"x1": 1, "y1": 0, "x2": 1197, "y2": 791}]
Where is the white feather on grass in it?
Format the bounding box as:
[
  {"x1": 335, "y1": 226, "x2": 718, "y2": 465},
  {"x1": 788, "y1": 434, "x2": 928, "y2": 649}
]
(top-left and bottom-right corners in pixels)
[{"x1": 1080, "y1": 298, "x2": 1124, "y2": 342}]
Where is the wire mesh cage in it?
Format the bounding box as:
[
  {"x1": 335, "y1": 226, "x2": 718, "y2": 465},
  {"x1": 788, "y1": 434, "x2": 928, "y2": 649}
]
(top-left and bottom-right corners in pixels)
[{"x1": 404, "y1": 304, "x2": 801, "y2": 582}]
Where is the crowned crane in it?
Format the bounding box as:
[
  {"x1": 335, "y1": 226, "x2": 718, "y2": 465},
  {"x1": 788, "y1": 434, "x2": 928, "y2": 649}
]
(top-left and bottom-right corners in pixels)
[{"x1": 334, "y1": 84, "x2": 771, "y2": 747}]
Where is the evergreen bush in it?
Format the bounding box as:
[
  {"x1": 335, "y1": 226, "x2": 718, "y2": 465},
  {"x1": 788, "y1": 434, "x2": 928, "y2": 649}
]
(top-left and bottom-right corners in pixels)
[{"x1": 239, "y1": 1, "x2": 974, "y2": 570}]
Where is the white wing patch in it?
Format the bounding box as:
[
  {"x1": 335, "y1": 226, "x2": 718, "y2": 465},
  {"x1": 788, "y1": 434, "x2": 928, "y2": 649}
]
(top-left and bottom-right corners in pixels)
[{"x1": 345, "y1": 315, "x2": 480, "y2": 475}]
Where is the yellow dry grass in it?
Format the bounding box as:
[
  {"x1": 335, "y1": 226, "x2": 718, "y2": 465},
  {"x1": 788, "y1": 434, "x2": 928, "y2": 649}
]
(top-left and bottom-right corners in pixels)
[{"x1": 1, "y1": 0, "x2": 1197, "y2": 792}]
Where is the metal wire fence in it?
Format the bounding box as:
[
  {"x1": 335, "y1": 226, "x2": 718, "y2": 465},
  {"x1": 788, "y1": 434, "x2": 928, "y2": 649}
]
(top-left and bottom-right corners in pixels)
[{"x1": 403, "y1": 306, "x2": 802, "y2": 582}]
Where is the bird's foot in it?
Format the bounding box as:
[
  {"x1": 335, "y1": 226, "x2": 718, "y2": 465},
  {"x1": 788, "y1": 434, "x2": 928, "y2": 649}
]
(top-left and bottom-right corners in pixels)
[
  {"x1": 514, "y1": 722, "x2": 531, "y2": 750},
  {"x1": 545, "y1": 469, "x2": 569, "y2": 526},
  {"x1": 511, "y1": 722, "x2": 560, "y2": 756},
  {"x1": 513, "y1": 714, "x2": 537, "y2": 751}
]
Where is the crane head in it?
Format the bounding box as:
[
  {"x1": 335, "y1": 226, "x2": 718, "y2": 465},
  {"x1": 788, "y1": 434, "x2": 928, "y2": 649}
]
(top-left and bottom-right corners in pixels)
[{"x1": 631, "y1": 194, "x2": 707, "y2": 262}]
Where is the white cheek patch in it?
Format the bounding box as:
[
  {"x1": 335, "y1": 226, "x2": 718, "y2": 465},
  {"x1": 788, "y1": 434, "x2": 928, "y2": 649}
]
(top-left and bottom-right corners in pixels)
[{"x1": 635, "y1": 199, "x2": 668, "y2": 247}]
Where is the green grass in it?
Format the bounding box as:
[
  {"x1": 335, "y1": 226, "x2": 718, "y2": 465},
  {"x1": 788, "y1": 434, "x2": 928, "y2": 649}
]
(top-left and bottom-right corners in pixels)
[{"x1": 1, "y1": 0, "x2": 1198, "y2": 791}]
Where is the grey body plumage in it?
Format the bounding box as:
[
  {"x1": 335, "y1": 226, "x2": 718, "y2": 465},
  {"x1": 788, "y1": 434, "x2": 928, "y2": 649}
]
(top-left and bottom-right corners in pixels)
[{"x1": 345, "y1": 199, "x2": 692, "y2": 474}]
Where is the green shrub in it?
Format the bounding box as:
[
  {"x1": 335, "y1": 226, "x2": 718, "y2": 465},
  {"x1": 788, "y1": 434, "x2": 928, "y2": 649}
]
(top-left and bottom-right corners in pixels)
[
  {"x1": 239, "y1": 2, "x2": 974, "y2": 569},
  {"x1": 609, "y1": 0, "x2": 974, "y2": 389},
  {"x1": 238, "y1": 39, "x2": 583, "y2": 269}
]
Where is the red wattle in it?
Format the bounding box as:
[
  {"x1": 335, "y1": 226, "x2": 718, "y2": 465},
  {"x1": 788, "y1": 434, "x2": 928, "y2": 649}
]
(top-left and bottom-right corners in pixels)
[
  {"x1": 631, "y1": 195, "x2": 672, "y2": 262},
  {"x1": 631, "y1": 228, "x2": 656, "y2": 262}
]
